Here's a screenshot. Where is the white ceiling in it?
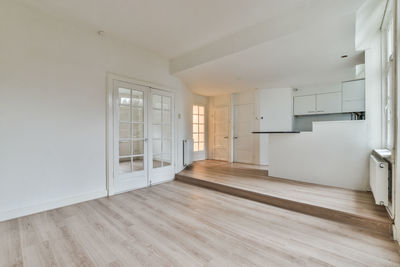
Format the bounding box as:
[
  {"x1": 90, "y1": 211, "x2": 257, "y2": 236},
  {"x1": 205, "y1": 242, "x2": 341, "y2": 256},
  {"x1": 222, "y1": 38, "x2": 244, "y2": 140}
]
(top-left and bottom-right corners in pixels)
[
  {"x1": 20, "y1": 0, "x2": 312, "y2": 59},
  {"x1": 21, "y1": 0, "x2": 365, "y2": 96},
  {"x1": 176, "y1": 13, "x2": 365, "y2": 96}
]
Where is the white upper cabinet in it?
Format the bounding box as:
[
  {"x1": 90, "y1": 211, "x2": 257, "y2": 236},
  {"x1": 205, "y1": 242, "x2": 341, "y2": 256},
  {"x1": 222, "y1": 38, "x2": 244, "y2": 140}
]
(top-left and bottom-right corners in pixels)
[
  {"x1": 294, "y1": 92, "x2": 342, "y2": 115},
  {"x1": 342, "y1": 79, "x2": 365, "y2": 112},
  {"x1": 316, "y1": 92, "x2": 342, "y2": 114},
  {"x1": 293, "y1": 79, "x2": 364, "y2": 116},
  {"x1": 293, "y1": 95, "x2": 316, "y2": 115}
]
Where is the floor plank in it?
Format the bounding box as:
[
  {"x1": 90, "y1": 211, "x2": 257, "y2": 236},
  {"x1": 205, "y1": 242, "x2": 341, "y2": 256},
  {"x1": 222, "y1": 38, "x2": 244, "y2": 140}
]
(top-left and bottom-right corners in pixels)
[
  {"x1": 176, "y1": 160, "x2": 393, "y2": 235},
  {"x1": 0, "y1": 181, "x2": 399, "y2": 267}
]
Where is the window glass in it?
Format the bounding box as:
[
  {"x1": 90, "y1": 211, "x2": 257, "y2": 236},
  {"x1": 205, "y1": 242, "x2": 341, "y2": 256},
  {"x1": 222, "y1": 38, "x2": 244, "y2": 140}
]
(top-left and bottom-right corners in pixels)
[
  {"x1": 118, "y1": 88, "x2": 145, "y2": 173},
  {"x1": 193, "y1": 105, "x2": 205, "y2": 152},
  {"x1": 199, "y1": 106, "x2": 205, "y2": 115},
  {"x1": 383, "y1": 16, "x2": 395, "y2": 150},
  {"x1": 152, "y1": 94, "x2": 173, "y2": 168}
]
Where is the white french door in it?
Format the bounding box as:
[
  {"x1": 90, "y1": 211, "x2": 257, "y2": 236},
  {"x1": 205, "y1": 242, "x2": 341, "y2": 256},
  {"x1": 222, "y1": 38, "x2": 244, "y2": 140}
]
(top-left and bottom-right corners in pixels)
[
  {"x1": 111, "y1": 79, "x2": 175, "y2": 194},
  {"x1": 114, "y1": 81, "x2": 148, "y2": 193},
  {"x1": 149, "y1": 89, "x2": 175, "y2": 185}
]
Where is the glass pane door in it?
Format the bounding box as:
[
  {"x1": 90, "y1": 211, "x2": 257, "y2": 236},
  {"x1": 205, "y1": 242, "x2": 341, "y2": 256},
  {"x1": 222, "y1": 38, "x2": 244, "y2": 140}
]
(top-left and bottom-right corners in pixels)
[
  {"x1": 149, "y1": 89, "x2": 174, "y2": 184},
  {"x1": 114, "y1": 81, "x2": 148, "y2": 193}
]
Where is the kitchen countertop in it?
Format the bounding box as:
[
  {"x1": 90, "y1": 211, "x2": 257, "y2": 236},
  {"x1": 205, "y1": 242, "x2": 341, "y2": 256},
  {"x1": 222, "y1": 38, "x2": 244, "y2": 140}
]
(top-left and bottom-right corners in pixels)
[{"x1": 252, "y1": 131, "x2": 301, "y2": 134}]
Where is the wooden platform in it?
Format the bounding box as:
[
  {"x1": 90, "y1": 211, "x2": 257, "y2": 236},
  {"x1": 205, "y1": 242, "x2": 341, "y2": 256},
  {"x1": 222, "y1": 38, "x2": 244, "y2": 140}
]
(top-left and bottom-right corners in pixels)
[
  {"x1": 1, "y1": 181, "x2": 400, "y2": 266},
  {"x1": 176, "y1": 160, "x2": 393, "y2": 236}
]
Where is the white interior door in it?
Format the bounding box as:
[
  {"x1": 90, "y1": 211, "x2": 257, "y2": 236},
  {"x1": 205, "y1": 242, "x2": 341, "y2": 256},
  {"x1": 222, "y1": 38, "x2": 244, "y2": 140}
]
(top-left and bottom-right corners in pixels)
[
  {"x1": 114, "y1": 81, "x2": 148, "y2": 193},
  {"x1": 213, "y1": 106, "x2": 229, "y2": 161},
  {"x1": 233, "y1": 103, "x2": 254, "y2": 164},
  {"x1": 149, "y1": 89, "x2": 175, "y2": 184}
]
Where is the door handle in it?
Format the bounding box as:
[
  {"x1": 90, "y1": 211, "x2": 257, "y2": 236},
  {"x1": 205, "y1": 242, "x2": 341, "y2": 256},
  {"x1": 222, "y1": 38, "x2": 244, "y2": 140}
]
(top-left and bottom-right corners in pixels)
[
  {"x1": 144, "y1": 138, "x2": 149, "y2": 142},
  {"x1": 224, "y1": 136, "x2": 229, "y2": 139},
  {"x1": 234, "y1": 137, "x2": 238, "y2": 139}
]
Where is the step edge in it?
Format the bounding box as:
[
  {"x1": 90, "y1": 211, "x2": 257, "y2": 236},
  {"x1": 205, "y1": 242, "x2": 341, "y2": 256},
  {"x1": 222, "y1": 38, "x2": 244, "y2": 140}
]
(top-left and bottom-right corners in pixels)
[{"x1": 175, "y1": 175, "x2": 393, "y2": 235}]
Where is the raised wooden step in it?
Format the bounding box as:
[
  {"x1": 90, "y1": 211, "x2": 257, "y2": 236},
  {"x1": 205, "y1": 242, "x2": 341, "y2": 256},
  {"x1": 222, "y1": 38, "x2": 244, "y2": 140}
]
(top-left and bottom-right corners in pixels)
[{"x1": 176, "y1": 160, "x2": 393, "y2": 236}]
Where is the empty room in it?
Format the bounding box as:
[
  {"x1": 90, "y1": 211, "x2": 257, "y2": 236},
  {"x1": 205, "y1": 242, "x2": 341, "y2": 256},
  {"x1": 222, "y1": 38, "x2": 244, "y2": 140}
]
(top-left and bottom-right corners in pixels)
[{"x1": 1, "y1": 0, "x2": 400, "y2": 266}]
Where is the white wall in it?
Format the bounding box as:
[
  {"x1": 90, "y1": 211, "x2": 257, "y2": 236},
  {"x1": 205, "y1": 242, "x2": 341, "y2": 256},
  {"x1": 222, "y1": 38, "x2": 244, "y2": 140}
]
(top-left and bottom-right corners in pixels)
[
  {"x1": 257, "y1": 88, "x2": 293, "y2": 165},
  {"x1": 269, "y1": 121, "x2": 369, "y2": 190},
  {"x1": 356, "y1": 0, "x2": 385, "y2": 150},
  {"x1": 364, "y1": 31, "x2": 384, "y2": 150},
  {"x1": 0, "y1": 1, "x2": 192, "y2": 221}
]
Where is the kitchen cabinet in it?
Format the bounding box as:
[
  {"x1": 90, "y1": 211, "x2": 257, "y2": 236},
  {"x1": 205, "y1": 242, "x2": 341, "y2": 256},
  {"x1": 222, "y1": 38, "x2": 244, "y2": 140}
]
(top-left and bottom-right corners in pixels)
[
  {"x1": 316, "y1": 92, "x2": 342, "y2": 114},
  {"x1": 293, "y1": 95, "x2": 316, "y2": 115},
  {"x1": 342, "y1": 79, "x2": 365, "y2": 112},
  {"x1": 294, "y1": 92, "x2": 341, "y2": 115}
]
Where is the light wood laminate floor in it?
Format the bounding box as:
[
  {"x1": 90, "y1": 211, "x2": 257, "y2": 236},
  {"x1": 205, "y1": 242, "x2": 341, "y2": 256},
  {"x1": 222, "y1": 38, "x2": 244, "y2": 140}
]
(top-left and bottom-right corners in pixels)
[
  {"x1": 1, "y1": 181, "x2": 399, "y2": 267},
  {"x1": 177, "y1": 160, "x2": 392, "y2": 234}
]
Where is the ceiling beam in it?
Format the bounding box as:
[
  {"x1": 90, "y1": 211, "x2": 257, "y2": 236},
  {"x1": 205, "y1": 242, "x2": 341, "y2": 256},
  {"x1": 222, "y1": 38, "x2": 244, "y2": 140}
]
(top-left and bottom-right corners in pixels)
[{"x1": 170, "y1": 0, "x2": 364, "y2": 74}]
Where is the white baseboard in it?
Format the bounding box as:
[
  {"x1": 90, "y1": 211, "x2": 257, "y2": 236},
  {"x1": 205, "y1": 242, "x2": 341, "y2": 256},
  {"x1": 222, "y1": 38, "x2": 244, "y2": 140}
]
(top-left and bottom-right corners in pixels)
[
  {"x1": 151, "y1": 178, "x2": 175, "y2": 186},
  {"x1": 393, "y1": 224, "x2": 399, "y2": 241},
  {"x1": 0, "y1": 190, "x2": 107, "y2": 222}
]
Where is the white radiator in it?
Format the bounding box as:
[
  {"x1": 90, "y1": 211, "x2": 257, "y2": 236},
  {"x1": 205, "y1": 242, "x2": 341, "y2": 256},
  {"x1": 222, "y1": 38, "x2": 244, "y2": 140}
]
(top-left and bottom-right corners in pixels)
[
  {"x1": 183, "y1": 139, "x2": 193, "y2": 166},
  {"x1": 369, "y1": 154, "x2": 389, "y2": 206}
]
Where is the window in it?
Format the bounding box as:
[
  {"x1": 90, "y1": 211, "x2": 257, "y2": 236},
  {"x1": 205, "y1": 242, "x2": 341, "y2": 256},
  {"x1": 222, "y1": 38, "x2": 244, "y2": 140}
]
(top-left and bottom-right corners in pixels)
[
  {"x1": 382, "y1": 11, "x2": 395, "y2": 150},
  {"x1": 193, "y1": 105, "x2": 205, "y2": 152}
]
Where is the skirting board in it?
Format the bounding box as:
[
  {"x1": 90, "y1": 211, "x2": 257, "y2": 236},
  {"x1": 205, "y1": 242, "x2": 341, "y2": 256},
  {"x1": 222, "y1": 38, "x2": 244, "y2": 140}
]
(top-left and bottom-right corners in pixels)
[
  {"x1": 394, "y1": 224, "x2": 399, "y2": 241},
  {"x1": 394, "y1": 225, "x2": 400, "y2": 254},
  {"x1": 0, "y1": 190, "x2": 107, "y2": 222}
]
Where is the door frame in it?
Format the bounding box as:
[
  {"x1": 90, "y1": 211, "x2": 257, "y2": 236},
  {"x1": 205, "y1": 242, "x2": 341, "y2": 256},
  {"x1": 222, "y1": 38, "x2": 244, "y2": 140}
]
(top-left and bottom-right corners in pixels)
[{"x1": 106, "y1": 73, "x2": 176, "y2": 196}]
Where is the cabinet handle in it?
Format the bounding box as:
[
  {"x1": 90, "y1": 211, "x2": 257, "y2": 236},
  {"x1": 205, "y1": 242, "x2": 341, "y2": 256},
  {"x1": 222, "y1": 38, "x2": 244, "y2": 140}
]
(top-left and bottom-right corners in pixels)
[{"x1": 308, "y1": 111, "x2": 314, "y2": 113}]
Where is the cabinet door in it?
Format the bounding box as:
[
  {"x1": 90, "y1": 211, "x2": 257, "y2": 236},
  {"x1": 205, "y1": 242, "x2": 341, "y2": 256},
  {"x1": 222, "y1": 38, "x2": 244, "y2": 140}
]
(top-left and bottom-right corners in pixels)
[
  {"x1": 342, "y1": 79, "x2": 365, "y2": 112},
  {"x1": 294, "y1": 95, "x2": 316, "y2": 115},
  {"x1": 316, "y1": 92, "x2": 342, "y2": 114}
]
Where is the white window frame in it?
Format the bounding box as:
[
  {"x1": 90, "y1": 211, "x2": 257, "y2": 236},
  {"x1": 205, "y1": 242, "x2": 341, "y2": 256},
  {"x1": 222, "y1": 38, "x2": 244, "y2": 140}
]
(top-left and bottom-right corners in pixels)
[
  {"x1": 193, "y1": 105, "x2": 205, "y2": 152},
  {"x1": 382, "y1": 4, "x2": 395, "y2": 150}
]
